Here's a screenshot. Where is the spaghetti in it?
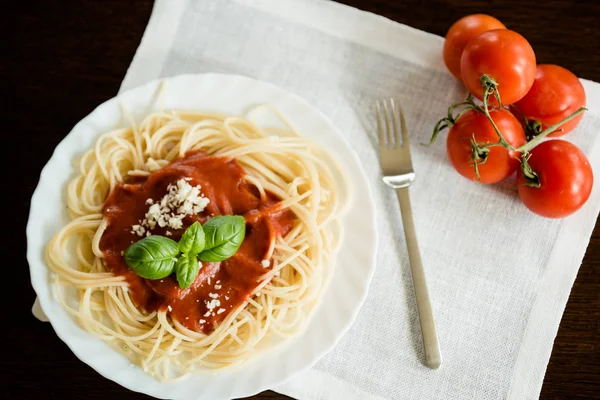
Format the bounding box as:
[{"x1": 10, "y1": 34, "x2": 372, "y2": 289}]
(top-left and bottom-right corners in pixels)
[{"x1": 45, "y1": 104, "x2": 348, "y2": 380}]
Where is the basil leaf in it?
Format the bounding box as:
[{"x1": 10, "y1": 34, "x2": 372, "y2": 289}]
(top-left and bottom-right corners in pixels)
[
  {"x1": 198, "y1": 215, "x2": 246, "y2": 262},
  {"x1": 175, "y1": 253, "x2": 200, "y2": 289},
  {"x1": 124, "y1": 235, "x2": 179, "y2": 280},
  {"x1": 178, "y1": 221, "x2": 205, "y2": 255}
]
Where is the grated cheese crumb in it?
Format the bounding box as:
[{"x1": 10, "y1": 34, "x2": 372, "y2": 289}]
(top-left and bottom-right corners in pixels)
[
  {"x1": 131, "y1": 178, "x2": 210, "y2": 236},
  {"x1": 167, "y1": 305, "x2": 173, "y2": 312},
  {"x1": 203, "y1": 311, "x2": 211, "y2": 317},
  {"x1": 214, "y1": 284, "x2": 222, "y2": 290},
  {"x1": 208, "y1": 293, "x2": 218, "y2": 299},
  {"x1": 217, "y1": 308, "x2": 226, "y2": 314},
  {"x1": 167, "y1": 215, "x2": 184, "y2": 230},
  {"x1": 131, "y1": 224, "x2": 146, "y2": 237},
  {"x1": 205, "y1": 298, "x2": 221, "y2": 312},
  {"x1": 261, "y1": 260, "x2": 271, "y2": 268},
  {"x1": 199, "y1": 319, "x2": 206, "y2": 324}
]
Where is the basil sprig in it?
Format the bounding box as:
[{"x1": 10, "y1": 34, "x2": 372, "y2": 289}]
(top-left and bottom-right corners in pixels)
[
  {"x1": 123, "y1": 217, "x2": 246, "y2": 289},
  {"x1": 178, "y1": 221, "x2": 205, "y2": 254},
  {"x1": 175, "y1": 253, "x2": 200, "y2": 289},
  {"x1": 200, "y1": 216, "x2": 246, "y2": 262},
  {"x1": 124, "y1": 236, "x2": 179, "y2": 280}
]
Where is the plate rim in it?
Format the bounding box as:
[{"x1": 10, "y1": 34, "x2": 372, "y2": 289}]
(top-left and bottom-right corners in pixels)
[{"x1": 26, "y1": 72, "x2": 378, "y2": 399}]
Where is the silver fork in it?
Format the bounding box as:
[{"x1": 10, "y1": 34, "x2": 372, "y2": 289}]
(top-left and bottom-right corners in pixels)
[{"x1": 376, "y1": 99, "x2": 441, "y2": 369}]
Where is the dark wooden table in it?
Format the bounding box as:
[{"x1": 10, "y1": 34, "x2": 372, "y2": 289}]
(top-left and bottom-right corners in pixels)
[{"x1": 6, "y1": 1, "x2": 599, "y2": 399}]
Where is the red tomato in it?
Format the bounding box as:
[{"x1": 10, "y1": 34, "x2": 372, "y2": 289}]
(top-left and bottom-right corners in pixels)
[
  {"x1": 447, "y1": 108, "x2": 526, "y2": 183},
  {"x1": 514, "y1": 64, "x2": 586, "y2": 137},
  {"x1": 461, "y1": 29, "x2": 536, "y2": 105},
  {"x1": 443, "y1": 14, "x2": 505, "y2": 80},
  {"x1": 517, "y1": 140, "x2": 593, "y2": 218}
]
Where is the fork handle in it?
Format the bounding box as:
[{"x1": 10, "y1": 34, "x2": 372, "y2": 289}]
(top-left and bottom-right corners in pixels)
[{"x1": 396, "y1": 187, "x2": 442, "y2": 369}]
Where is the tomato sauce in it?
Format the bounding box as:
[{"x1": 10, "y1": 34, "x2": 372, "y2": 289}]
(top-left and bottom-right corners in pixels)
[{"x1": 99, "y1": 153, "x2": 296, "y2": 333}]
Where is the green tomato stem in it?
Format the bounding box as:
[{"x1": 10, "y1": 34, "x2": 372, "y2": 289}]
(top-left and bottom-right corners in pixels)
[
  {"x1": 480, "y1": 74, "x2": 503, "y2": 106},
  {"x1": 517, "y1": 107, "x2": 587, "y2": 153},
  {"x1": 429, "y1": 100, "x2": 476, "y2": 144},
  {"x1": 479, "y1": 75, "x2": 515, "y2": 151},
  {"x1": 519, "y1": 153, "x2": 541, "y2": 188}
]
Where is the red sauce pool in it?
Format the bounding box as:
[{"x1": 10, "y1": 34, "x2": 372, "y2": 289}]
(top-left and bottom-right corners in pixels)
[{"x1": 99, "y1": 153, "x2": 296, "y2": 333}]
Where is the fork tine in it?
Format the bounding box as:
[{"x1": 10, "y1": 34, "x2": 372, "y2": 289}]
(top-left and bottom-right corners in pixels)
[
  {"x1": 382, "y1": 99, "x2": 394, "y2": 149},
  {"x1": 376, "y1": 100, "x2": 386, "y2": 150},
  {"x1": 390, "y1": 99, "x2": 402, "y2": 148},
  {"x1": 396, "y1": 100, "x2": 409, "y2": 146}
]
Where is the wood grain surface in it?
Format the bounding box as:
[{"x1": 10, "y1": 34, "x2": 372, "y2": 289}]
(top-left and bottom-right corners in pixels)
[{"x1": 5, "y1": 1, "x2": 598, "y2": 399}]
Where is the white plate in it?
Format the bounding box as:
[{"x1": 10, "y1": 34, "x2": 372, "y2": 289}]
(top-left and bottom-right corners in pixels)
[{"x1": 27, "y1": 73, "x2": 378, "y2": 400}]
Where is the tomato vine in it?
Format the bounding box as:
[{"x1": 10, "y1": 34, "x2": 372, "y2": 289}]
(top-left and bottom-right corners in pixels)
[{"x1": 431, "y1": 75, "x2": 587, "y2": 182}]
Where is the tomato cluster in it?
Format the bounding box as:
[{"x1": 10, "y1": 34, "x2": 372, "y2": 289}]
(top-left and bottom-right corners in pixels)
[{"x1": 435, "y1": 14, "x2": 592, "y2": 218}]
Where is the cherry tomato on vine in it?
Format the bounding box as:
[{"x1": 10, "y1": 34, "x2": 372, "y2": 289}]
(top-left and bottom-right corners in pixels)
[
  {"x1": 517, "y1": 140, "x2": 593, "y2": 218},
  {"x1": 447, "y1": 108, "x2": 526, "y2": 184},
  {"x1": 443, "y1": 14, "x2": 505, "y2": 81},
  {"x1": 514, "y1": 64, "x2": 586, "y2": 137},
  {"x1": 461, "y1": 29, "x2": 536, "y2": 105}
]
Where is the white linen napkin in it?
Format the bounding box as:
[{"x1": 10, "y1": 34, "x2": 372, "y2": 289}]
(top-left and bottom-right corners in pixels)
[{"x1": 93, "y1": 0, "x2": 600, "y2": 399}]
